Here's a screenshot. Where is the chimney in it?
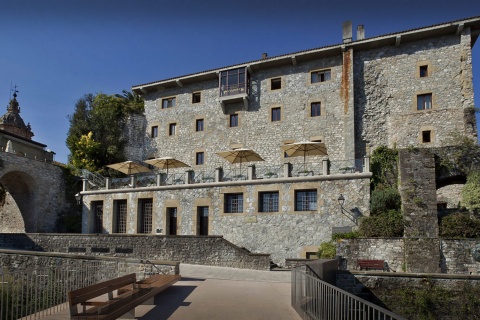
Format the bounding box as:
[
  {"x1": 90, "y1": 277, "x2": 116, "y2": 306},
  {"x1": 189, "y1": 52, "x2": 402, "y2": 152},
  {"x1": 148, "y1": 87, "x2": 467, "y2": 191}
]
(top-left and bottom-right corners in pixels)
[
  {"x1": 342, "y1": 21, "x2": 352, "y2": 43},
  {"x1": 261, "y1": 53, "x2": 268, "y2": 60},
  {"x1": 357, "y1": 25, "x2": 365, "y2": 40}
]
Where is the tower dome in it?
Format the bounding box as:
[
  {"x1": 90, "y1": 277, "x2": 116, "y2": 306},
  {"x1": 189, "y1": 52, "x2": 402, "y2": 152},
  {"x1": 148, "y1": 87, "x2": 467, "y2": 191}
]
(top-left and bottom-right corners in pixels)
[{"x1": 0, "y1": 91, "x2": 34, "y2": 140}]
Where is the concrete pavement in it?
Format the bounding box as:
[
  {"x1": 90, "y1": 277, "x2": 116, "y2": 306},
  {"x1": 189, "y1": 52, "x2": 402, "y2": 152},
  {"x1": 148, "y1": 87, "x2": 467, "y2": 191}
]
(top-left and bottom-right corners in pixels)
[{"x1": 39, "y1": 264, "x2": 301, "y2": 320}]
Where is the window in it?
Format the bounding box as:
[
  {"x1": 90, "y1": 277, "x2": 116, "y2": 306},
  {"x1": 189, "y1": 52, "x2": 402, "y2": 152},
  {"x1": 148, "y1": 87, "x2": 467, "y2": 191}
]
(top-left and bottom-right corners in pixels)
[
  {"x1": 224, "y1": 193, "x2": 243, "y2": 213},
  {"x1": 192, "y1": 92, "x2": 201, "y2": 103},
  {"x1": 419, "y1": 65, "x2": 428, "y2": 77},
  {"x1": 271, "y1": 78, "x2": 281, "y2": 90},
  {"x1": 311, "y1": 69, "x2": 331, "y2": 83},
  {"x1": 196, "y1": 119, "x2": 204, "y2": 132},
  {"x1": 295, "y1": 190, "x2": 317, "y2": 211},
  {"x1": 151, "y1": 126, "x2": 158, "y2": 138},
  {"x1": 196, "y1": 152, "x2": 204, "y2": 165},
  {"x1": 417, "y1": 93, "x2": 432, "y2": 110},
  {"x1": 162, "y1": 97, "x2": 176, "y2": 109},
  {"x1": 271, "y1": 107, "x2": 281, "y2": 122},
  {"x1": 92, "y1": 201, "x2": 103, "y2": 234},
  {"x1": 259, "y1": 192, "x2": 279, "y2": 212},
  {"x1": 229, "y1": 114, "x2": 239, "y2": 127},
  {"x1": 138, "y1": 198, "x2": 153, "y2": 234},
  {"x1": 311, "y1": 102, "x2": 321, "y2": 117},
  {"x1": 220, "y1": 67, "x2": 248, "y2": 97},
  {"x1": 422, "y1": 130, "x2": 432, "y2": 143},
  {"x1": 169, "y1": 123, "x2": 177, "y2": 136},
  {"x1": 114, "y1": 200, "x2": 127, "y2": 233}
]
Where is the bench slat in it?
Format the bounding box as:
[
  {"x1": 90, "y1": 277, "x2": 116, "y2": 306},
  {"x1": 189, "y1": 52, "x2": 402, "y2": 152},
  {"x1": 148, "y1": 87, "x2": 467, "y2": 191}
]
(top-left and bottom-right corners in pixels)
[
  {"x1": 69, "y1": 273, "x2": 136, "y2": 306},
  {"x1": 69, "y1": 274, "x2": 181, "y2": 320}
]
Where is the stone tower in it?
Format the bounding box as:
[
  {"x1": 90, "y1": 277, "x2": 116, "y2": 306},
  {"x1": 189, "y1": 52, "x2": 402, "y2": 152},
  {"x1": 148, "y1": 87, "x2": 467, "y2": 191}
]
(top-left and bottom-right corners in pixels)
[{"x1": 0, "y1": 91, "x2": 34, "y2": 139}]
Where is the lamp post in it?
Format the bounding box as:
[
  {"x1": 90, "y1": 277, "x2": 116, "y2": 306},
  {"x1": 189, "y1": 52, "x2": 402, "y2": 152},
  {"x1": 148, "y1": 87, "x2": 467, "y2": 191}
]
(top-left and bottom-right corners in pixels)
[
  {"x1": 337, "y1": 194, "x2": 345, "y2": 209},
  {"x1": 75, "y1": 193, "x2": 82, "y2": 205}
]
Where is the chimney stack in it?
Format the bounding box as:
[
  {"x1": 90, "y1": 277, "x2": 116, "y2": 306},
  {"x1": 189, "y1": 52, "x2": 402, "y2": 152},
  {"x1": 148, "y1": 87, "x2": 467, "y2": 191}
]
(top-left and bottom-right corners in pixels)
[
  {"x1": 357, "y1": 25, "x2": 365, "y2": 40},
  {"x1": 342, "y1": 21, "x2": 352, "y2": 43},
  {"x1": 261, "y1": 53, "x2": 268, "y2": 60}
]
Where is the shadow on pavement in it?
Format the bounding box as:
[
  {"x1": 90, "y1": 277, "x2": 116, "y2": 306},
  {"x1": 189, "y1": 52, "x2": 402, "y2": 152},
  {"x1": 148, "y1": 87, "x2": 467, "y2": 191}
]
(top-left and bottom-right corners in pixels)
[{"x1": 140, "y1": 285, "x2": 197, "y2": 320}]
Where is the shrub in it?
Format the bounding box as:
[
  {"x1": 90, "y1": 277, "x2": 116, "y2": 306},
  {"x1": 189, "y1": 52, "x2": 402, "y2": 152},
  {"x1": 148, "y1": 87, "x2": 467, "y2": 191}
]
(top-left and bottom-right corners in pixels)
[
  {"x1": 461, "y1": 171, "x2": 480, "y2": 213},
  {"x1": 317, "y1": 241, "x2": 336, "y2": 259},
  {"x1": 440, "y1": 212, "x2": 480, "y2": 238},
  {"x1": 370, "y1": 187, "x2": 401, "y2": 214},
  {"x1": 371, "y1": 146, "x2": 398, "y2": 189},
  {"x1": 332, "y1": 231, "x2": 360, "y2": 241},
  {"x1": 358, "y1": 210, "x2": 404, "y2": 237}
]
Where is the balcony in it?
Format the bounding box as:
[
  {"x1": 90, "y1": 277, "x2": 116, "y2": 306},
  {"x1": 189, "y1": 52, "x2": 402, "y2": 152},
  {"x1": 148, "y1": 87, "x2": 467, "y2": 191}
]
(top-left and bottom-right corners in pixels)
[{"x1": 219, "y1": 67, "x2": 250, "y2": 111}]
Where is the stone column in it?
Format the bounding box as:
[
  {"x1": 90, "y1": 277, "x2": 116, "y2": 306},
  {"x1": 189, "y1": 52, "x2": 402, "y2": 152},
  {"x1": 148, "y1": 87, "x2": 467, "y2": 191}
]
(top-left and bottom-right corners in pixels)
[
  {"x1": 364, "y1": 157, "x2": 370, "y2": 173},
  {"x1": 248, "y1": 165, "x2": 255, "y2": 180},
  {"x1": 283, "y1": 163, "x2": 291, "y2": 177},
  {"x1": 322, "y1": 159, "x2": 329, "y2": 175},
  {"x1": 215, "y1": 167, "x2": 223, "y2": 182},
  {"x1": 105, "y1": 177, "x2": 111, "y2": 190},
  {"x1": 399, "y1": 149, "x2": 440, "y2": 273}
]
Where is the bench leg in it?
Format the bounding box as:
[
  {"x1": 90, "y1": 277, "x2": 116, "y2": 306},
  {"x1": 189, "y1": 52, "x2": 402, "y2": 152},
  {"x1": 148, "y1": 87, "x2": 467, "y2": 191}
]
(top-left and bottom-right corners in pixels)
[{"x1": 142, "y1": 296, "x2": 155, "y2": 305}]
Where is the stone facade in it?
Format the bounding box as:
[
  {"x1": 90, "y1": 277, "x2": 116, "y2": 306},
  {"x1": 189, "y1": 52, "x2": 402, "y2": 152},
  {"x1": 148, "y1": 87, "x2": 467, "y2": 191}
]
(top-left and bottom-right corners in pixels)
[
  {"x1": 82, "y1": 175, "x2": 370, "y2": 266},
  {"x1": 80, "y1": 18, "x2": 480, "y2": 267}
]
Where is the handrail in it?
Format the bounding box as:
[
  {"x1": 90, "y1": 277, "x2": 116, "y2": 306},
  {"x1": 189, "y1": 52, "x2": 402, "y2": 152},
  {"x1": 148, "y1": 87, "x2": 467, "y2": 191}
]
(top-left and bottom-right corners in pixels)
[{"x1": 291, "y1": 267, "x2": 406, "y2": 320}]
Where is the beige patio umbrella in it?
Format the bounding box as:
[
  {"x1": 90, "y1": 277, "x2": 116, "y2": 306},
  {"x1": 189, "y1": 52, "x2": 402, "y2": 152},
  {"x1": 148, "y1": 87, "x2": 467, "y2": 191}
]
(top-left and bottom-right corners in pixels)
[
  {"x1": 144, "y1": 157, "x2": 190, "y2": 176},
  {"x1": 281, "y1": 141, "x2": 328, "y2": 168},
  {"x1": 217, "y1": 148, "x2": 264, "y2": 172},
  {"x1": 107, "y1": 160, "x2": 151, "y2": 175}
]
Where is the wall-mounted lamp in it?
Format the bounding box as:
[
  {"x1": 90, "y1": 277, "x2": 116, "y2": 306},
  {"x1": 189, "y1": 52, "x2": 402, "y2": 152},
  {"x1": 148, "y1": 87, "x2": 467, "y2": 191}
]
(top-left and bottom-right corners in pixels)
[
  {"x1": 74, "y1": 193, "x2": 82, "y2": 205},
  {"x1": 338, "y1": 194, "x2": 345, "y2": 208}
]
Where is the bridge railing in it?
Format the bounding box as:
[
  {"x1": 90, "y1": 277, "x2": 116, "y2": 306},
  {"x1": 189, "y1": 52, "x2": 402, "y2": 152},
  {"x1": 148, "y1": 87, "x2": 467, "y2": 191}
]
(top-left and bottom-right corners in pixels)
[
  {"x1": 0, "y1": 260, "x2": 119, "y2": 320},
  {"x1": 291, "y1": 266, "x2": 406, "y2": 320}
]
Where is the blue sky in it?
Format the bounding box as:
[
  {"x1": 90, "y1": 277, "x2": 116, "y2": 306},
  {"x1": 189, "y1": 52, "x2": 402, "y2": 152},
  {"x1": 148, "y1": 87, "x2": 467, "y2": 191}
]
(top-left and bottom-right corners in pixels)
[{"x1": 0, "y1": 0, "x2": 479, "y2": 163}]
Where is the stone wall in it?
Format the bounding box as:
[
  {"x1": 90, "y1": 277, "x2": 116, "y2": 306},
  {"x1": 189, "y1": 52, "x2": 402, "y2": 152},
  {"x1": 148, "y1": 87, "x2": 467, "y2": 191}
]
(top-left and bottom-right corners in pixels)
[
  {"x1": 436, "y1": 184, "x2": 463, "y2": 208},
  {"x1": 0, "y1": 152, "x2": 70, "y2": 233},
  {"x1": 337, "y1": 271, "x2": 480, "y2": 320},
  {"x1": 354, "y1": 29, "x2": 477, "y2": 158},
  {"x1": 0, "y1": 249, "x2": 179, "y2": 276},
  {"x1": 336, "y1": 238, "x2": 480, "y2": 275},
  {"x1": 0, "y1": 233, "x2": 271, "y2": 270},
  {"x1": 81, "y1": 175, "x2": 370, "y2": 265}
]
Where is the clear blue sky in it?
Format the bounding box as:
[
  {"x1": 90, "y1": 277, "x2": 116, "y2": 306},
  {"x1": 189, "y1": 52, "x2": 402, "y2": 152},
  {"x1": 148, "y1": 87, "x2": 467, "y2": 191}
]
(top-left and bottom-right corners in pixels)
[{"x1": 0, "y1": 0, "x2": 479, "y2": 163}]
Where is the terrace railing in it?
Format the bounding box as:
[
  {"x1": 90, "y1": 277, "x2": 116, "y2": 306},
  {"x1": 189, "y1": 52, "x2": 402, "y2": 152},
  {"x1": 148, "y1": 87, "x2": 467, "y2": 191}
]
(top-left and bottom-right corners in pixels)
[
  {"x1": 0, "y1": 260, "x2": 119, "y2": 320},
  {"x1": 291, "y1": 267, "x2": 406, "y2": 320}
]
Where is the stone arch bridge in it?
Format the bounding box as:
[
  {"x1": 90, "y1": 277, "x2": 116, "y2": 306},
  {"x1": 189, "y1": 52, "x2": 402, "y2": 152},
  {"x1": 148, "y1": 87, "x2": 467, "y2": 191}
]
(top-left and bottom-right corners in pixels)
[{"x1": 0, "y1": 152, "x2": 68, "y2": 233}]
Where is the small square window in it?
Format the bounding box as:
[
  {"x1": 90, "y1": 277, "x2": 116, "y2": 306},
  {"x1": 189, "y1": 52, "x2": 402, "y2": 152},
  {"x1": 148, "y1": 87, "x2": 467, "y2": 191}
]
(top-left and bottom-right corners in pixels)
[
  {"x1": 192, "y1": 92, "x2": 201, "y2": 103},
  {"x1": 417, "y1": 94, "x2": 432, "y2": 110},
  {"x1": 162, "y1": 97, "x2": 176, "y2": 109},
  {"x1": 271, "y1": 78, "x2": 281, "y2": 90},
  {"x1": 229, "y1": 114, "x2": 239, "y2": 127},
  {"x1": 295, "y1": 189, "x2": 317, "y2": 211},
  {"x1": 169, "y1": 123, "x2": 177, "y2": 136},
  {"x1": 196, "y1": 152, "x2": 204, "y2": 165},
  {"x1": 419, "y1": 65, "x2": 428, "y2": 77},
  {"x1": 422, "y1": 130, "x2": 431, "y2": 143},
  {"x1": 224, "y1": 193, "x2": 243, "y2": 213},
  {"x1": 311, "y1": 102, "x2": 321, "y2": 117},
  {"x1": 259, "y1": 191, "x2": 279, "y2": 212},
  {"x1": 311, "y1": 69, "x2": 331, "y2": 83},
  {"x1": 196, "y1": 119, "x2": 204, "y2": 132},
  {"x1": 151, "y1": 126, "x2": 158, "y2": 138},
  {"x1": 271, "y1": 107, "x2": 281, "y2": 122}
]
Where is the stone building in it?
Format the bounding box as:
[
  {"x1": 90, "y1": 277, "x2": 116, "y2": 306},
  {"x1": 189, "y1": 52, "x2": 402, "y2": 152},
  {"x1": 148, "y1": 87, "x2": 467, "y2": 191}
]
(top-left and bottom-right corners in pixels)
[{"x1": 80, "y1": 17, "x2": 480, "y2": 265}]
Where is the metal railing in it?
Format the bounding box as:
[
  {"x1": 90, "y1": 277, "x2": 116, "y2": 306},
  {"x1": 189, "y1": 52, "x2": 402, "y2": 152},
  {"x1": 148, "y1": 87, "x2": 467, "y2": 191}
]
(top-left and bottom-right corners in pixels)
[
  {"x1": 291, "y1": 267, "x2": 406, "y2": 320},
  {"x1": 254, "y1": 164, "x2": 283, "y2": 179},
  {"x1": 0, "y1": 260, "x2": 120, "y2": 320},
  {"x1": 329, "y1": 159, "x2": 364, "y2": 175},
  {"x1": 191, "y1": 169, "x2": 216, "y2": 184},
  {"x1": 80, "y1": 169, "x2": 106, "y2": 190}
]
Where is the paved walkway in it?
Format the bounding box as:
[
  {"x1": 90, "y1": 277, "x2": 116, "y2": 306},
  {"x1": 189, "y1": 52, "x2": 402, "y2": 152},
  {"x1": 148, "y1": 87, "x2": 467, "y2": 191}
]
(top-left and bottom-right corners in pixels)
[{"x1": 40, "y1": 264, "x2": 301, "y2": 320}]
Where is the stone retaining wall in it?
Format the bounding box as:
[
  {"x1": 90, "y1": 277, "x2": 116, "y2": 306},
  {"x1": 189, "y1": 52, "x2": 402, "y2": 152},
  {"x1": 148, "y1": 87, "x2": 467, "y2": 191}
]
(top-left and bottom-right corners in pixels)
[
  {"x1": 0, "y1": 249, "x2": 179, "y2": 276},
  {"x1": 336, "y1": 238, "x2": 480, "y2": 274},
  {"x1": 0, "y1": 233, "x2": 271, "y2": 270}
]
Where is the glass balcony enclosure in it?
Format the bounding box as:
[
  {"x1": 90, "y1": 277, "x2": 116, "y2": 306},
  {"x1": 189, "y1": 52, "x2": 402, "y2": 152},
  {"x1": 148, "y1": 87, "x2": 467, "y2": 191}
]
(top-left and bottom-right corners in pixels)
[{"x1": 219, "y1": 67, "x2": 250, "y2": 110}]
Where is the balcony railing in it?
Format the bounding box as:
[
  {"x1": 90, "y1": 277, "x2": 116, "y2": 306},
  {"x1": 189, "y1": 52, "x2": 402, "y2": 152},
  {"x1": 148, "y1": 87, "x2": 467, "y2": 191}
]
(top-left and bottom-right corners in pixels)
[
  {"x1": 291, "y1": 266, "x2": 406, "y2": 320},
  {"x1": 81, "y1": 158, "x2": 370, "y2": 192},
  {"x1": 220, "y1": 83, "x2": 247, "y2": 97}
]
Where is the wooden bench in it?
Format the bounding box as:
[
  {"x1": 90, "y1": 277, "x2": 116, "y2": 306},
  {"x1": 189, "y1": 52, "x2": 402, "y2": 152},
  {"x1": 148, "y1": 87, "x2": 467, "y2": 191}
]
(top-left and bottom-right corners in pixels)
[
  {"x1": 357, "y1": 259, "x2": 385, "y2": 271},
  {"x1": 68, "y1": 273, "x2": 181, "y2": 320}
]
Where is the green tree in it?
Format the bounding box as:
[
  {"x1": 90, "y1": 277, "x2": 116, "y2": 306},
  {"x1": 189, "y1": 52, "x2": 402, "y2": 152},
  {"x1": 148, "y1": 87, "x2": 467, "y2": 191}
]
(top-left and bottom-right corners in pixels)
[
  {"x1": 462, "y1": 170, "x2": 480, "y2": 213},
  {"x1": 66, "y1": 91, "x2": 143, "y2": 174}
]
